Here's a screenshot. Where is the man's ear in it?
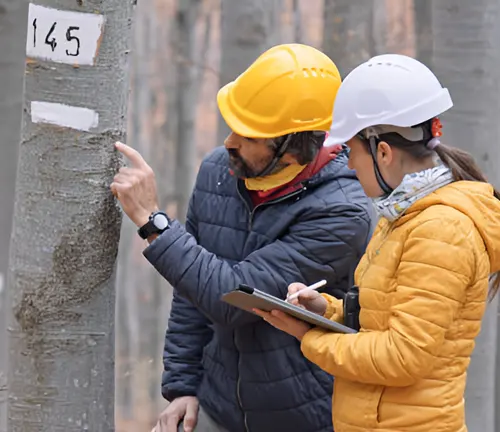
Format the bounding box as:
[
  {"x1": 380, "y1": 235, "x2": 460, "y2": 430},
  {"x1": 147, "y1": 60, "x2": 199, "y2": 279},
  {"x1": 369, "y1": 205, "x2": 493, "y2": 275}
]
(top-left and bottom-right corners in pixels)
[
  {"x1": 281, "y1": 152, "x2": 299, "y2": 165},
  {"x1": 376, "y1": 141, "x2": 393, "y2": 167}
]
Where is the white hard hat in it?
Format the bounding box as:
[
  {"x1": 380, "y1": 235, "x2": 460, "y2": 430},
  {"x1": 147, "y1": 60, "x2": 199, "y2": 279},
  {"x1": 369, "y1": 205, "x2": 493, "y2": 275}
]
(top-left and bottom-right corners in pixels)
[{"x1": 325, "y1": 54, "x2": 453, "y2": 146}]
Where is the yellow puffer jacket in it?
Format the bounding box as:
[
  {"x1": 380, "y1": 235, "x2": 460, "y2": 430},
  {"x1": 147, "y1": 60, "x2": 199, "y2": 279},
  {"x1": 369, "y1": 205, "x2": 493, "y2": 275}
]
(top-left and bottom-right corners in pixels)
[{"x1": 301, "y1": 181, "x2": 500, "y2": 432}]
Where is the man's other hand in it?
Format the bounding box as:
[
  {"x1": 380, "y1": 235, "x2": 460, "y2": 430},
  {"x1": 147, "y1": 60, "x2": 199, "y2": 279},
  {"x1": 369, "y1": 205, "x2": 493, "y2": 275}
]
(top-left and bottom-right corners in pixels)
[{"x1": 153, "y1": 396, "x2": 200, "y2": 432}]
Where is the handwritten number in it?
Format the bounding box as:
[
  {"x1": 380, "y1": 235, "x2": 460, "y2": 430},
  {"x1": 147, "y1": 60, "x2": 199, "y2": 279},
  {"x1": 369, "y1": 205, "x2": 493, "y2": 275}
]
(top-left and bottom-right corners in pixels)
[
  {"x1": 45, "y1": 22, "x2": 57, "y2": 52},
  {"x1": 32, "y1": 18, "x2": 37, "y2": 47},
  {"x1": 31, "y1": 19, "x2": 81, "y2": 57},
  {"x1": 65, "y1": 26, "x2": 80, "y2": 57}
]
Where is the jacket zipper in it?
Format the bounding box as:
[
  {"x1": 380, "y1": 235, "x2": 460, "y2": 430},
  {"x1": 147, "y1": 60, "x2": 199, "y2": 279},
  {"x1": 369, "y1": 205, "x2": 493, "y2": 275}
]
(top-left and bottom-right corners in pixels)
[
  {"x1": 233, "y1": 185, "x2": 306, "y2": 431},
  {"x1": 358, "y1": 220, "x2": 395, "y2": 283},
  {"x1": 237, "y1": 373, "x2": 249, "y2": 432}
]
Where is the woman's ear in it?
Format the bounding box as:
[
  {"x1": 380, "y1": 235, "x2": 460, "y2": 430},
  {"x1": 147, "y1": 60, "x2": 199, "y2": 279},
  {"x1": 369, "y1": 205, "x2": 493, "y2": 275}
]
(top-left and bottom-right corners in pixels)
[{"x1": 377, "y1": 141, "x2": 393, "y2": 167}]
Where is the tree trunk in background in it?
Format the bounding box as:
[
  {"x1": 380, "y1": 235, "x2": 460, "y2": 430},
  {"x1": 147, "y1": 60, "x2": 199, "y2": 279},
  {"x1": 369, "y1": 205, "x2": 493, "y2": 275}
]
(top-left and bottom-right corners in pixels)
[
  {"x1": 174, "y1": 0, "x2": 202, "y2": 222},
  {"x1": 115, "y1": 2, "x2": 177, "y2": 429},
  {"x1": 413, "y1": 0, "x2": 433, "y2": 68},
  {"x1": 0, "y1": 1, "x2": 28, "y2": 429},
  {"x1": 432, "y1": 2, "x2": 499, "y2": 431},
  {"x1": 323, "y1": 0, "x2": 374, "y2": 77},
  {"x1": 217, "y1": 0, "x2": 282, "y2": 146},
  {"x1": 6, "y1": 0, "x2": 134, "y2": 430},
  {"x1": 292, "y1": 0, "x2": 302, "y2": 43}
]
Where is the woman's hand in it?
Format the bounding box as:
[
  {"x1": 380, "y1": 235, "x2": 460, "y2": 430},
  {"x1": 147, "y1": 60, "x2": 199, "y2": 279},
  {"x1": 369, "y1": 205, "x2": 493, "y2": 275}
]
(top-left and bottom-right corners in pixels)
[
  {"x1": 287, "y1": 283, "x2": 328, "y2": 316},
  {"x1": 253, "y1": 309, "x2": 311, "y2": 341}
]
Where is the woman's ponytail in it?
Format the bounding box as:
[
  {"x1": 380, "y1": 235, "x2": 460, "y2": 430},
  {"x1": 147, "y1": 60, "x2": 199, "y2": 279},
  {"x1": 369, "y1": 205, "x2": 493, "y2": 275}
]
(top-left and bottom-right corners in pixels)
[{"x1": 434, "y1": 143, "x2": 500, "y2": 299}]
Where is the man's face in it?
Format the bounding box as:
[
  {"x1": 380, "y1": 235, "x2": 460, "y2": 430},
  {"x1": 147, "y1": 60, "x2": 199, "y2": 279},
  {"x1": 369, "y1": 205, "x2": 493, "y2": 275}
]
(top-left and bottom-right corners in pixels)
[{"x1": 224, "y1": 132, "x2": 277, "y2": 178}]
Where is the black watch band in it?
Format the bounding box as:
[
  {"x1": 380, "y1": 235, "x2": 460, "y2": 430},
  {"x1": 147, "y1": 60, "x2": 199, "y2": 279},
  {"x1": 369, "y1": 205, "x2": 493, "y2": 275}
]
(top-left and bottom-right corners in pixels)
[{"x1": 137, "y1": 211, "x2": 170, "y2": 239}]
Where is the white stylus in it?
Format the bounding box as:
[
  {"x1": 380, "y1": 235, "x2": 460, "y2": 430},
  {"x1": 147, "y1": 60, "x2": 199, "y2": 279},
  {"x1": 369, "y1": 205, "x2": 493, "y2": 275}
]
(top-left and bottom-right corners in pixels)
[{"x1": 286, "y1": 279, "x2": 327, "y2": 303}]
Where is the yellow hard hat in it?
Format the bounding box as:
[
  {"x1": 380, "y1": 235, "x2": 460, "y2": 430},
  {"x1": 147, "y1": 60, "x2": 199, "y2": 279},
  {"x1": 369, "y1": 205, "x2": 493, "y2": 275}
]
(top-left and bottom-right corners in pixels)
[{"x1": 217, "y1": 43, "x2": 342, "y2": 138}]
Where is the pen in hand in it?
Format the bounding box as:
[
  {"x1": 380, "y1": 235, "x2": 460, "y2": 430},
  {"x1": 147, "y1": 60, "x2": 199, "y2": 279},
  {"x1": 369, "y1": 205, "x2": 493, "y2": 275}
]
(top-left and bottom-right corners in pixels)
[{"x1": 286, "y1": 279, "x2": 327, "y2": 303}]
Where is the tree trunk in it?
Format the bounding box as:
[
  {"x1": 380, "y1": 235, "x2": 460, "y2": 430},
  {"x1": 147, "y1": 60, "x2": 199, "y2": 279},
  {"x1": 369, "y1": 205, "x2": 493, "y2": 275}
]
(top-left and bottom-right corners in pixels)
[
  {"x1": 174, "y1": 0, "x2": 202, "y2": 222},
  {"x1": 432, "y1": 2, "x2": 500, "y2": 431},
  {"x1": 323, "y1": 0, "x2": 375, "y2": 77},
  {"x1": 413, "y1": 0, "x2": 433, "y2": 67},
  {"x1": 292, "y1": 0, "x2": 302, "y2": 43},
  {"x1": 0, "y1": 0, "x2": 28, "y2": 432},
  {"x1": 217, "y1": 0, "x2": 282, "y2": 146},
  {"x1": 6, "y1": 0, "x2": 134, "y2": 430},
  {"x1": 0, "y1": 1, "x2": 29, "y2": 430}
]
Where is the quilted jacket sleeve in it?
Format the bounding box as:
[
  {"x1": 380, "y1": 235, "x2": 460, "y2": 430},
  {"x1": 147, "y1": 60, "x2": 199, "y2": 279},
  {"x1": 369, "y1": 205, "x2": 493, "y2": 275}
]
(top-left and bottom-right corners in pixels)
[
  {"x1": 162, "y1": 292, "x2": 213, "y2": 401},
  {"x1": 301, "y1": 217, "x2": 475, "y2": 387},
  {"x1": 144, "y1": 201, "x2": 371, "y2": 328},
  {"x1": 322, "y1": 293, "x2": 344, "y2": 323},
  {"x1": 161, "y1": 198, "x2": 214, "y2": 401}
]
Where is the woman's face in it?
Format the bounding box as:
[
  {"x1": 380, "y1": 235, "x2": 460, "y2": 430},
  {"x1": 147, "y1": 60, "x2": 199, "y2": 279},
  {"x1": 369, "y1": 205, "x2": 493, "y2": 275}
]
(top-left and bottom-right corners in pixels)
[{"x1": 346, "y1": 136, "x2": 386, "y2": 198}]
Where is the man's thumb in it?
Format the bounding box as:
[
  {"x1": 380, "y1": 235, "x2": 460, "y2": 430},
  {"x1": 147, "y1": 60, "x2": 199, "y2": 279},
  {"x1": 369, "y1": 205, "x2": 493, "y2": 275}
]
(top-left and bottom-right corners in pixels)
[{"x1": 183, "y1": 403, "x2": 199, "y2": 432}]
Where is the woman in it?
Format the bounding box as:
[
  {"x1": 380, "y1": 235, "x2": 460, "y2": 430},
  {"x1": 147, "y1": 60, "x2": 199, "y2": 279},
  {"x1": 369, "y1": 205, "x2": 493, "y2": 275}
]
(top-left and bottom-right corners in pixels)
[{"x1": 254, "y1": 54, "x2": 500, "y2": 431}]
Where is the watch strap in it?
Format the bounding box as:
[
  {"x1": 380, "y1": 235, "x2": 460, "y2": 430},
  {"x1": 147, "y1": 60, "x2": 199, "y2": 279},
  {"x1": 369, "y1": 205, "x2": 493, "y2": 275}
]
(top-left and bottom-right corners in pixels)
[{"x1": 137, "y1": 211, "x2": 169, "y2": 239}]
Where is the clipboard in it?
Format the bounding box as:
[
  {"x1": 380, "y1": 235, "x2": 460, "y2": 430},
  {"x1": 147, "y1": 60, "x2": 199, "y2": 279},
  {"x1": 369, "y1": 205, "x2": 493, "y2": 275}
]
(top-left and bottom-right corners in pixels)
[{"x1": 221, "y1": 284, "x2": 357, "y2": 334}]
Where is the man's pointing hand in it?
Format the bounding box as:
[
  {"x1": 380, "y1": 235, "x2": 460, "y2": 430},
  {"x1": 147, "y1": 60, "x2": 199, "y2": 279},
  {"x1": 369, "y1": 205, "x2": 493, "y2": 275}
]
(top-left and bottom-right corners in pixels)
[{"x1": 111, "y1": 141, "x2": 159, "y2": 227}]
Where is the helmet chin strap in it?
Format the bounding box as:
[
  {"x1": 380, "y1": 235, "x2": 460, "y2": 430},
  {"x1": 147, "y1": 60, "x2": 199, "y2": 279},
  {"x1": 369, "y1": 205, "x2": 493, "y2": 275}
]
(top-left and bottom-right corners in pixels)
[
  {"x1": 368, "y1": 136, "x2": 394, "y2": 196},
  {"x1": 253, "y1": 133, "x2": 295, "y2": 178}
]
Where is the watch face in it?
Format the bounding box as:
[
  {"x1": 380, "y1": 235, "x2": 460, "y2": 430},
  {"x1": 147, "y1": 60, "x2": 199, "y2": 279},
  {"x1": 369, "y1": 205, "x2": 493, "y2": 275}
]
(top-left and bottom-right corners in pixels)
[{"x1": 153, "y1": 213, "x2": 169, "y2": 230}]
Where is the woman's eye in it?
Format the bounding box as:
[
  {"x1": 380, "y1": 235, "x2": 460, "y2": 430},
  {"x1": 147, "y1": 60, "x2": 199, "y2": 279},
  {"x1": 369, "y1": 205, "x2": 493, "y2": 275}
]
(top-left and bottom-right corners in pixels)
[{"x1": 244, "y1": 137, "x2": 256, "y2": 142}]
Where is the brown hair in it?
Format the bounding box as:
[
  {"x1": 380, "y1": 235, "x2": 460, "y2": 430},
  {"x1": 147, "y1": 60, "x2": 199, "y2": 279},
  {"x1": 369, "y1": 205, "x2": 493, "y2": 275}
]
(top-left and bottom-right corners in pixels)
[
  {"x1": 271, "y1": 131, "x2": 326, "y2": 165},
  {"x1": 380, "y1": 121, "x2": 500, "y2": 300}
]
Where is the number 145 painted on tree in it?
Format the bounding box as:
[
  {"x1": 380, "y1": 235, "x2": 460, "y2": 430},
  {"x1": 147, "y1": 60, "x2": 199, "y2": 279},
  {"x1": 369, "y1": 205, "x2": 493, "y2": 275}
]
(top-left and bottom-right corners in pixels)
[{"x1": 26, "y1": 4, "x2": 106, "y2": 66}]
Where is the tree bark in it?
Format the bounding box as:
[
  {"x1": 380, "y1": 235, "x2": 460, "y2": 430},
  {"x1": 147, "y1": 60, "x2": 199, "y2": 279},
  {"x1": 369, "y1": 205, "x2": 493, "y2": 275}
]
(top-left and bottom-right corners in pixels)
[
  {"x1": 0, "y1": 1, "x2": 29, "y2": 430},
  {"x1": 323, "y1": 0, "x2": 375, "y2": 77},
  {"x1": 432, "y1": 2, "x2": 500, "y2": 431},
  {"x1": 217, "y1": 0, "x2": 282, "y2": 146},
  {"x1": 6, "y1": 0, "x2": 134, "y2": 430}
]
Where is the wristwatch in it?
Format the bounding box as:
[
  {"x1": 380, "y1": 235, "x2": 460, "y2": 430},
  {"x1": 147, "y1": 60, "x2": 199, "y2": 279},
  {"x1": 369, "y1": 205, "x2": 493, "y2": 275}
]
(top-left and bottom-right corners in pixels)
[{"x1": 137, "y1": 211, "x2": 170, "y2": 239}]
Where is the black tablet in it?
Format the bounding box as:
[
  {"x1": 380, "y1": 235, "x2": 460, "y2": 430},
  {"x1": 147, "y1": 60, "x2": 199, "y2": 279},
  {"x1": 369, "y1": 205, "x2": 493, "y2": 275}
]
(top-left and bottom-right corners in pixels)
[{"x1": 221, "y1": 284, "x2": 357, "y2": 334}]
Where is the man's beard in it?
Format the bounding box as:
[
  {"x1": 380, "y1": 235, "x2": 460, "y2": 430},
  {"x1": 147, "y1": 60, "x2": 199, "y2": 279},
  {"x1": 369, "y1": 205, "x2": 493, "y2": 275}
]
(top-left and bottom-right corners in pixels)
[
  {"x1": 227, "y1": 149, "x2": 288, "y2": 179},
  {"x1": 227, "y1": 149, "x2": 262, "y2": 178}
]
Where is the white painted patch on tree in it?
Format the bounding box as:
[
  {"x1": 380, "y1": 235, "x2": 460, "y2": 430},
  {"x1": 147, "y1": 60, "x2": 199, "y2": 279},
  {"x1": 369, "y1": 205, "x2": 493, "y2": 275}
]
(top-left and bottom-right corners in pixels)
[
  {"x1": 26, "y1": 4, "x2": 105, "y2": 66},
  {"x1": 31, "y1": 101, "x2": 99, "y2": 131}
]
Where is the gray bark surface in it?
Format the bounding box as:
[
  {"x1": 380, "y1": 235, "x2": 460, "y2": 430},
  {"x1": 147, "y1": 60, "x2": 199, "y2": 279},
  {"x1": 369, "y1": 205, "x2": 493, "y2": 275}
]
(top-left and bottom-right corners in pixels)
[
  {"x1": 217, "y1": 0, "x2": 281, "y2": 146},
  {"x1": 6, "y1": 0, "x2": 134, "y2": 430},
  {"x1": 432, "y1": 1, "x2": 500, "y2": 431},
  {"x1": 0, "y1": 1, "x2": 29, "y2": 430}
]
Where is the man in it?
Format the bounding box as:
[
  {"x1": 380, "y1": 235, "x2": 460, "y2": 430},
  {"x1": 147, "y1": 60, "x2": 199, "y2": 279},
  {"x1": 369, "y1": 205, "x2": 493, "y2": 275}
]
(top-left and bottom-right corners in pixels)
[{"x1": 112, "y1": 44, "x2": 373, "y2": 432}]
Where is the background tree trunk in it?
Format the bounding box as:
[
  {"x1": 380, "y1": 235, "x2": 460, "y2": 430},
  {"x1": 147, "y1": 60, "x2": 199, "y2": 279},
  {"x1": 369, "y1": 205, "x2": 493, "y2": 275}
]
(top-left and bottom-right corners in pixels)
[
  {"x1": 6, "y1": 0, "x2": 134, "y2": 430},
  {"x1": 0, "y1": 1, "x2": 29, "y2": 430},
  {"x1": 413, "y1": 0, "x2": 433, "y2": 68},
  {"x1": 432, "y1": 1, "x2": 500, "y2": 431},
  {"x1": 323, "y1": 0, "x2": 375, "y2": 77},
  {"x1": 217, "y1": 0, "x2": 282, "y2": 146},
  {"x1": 292, "y1": 0, "x2": 302, "y2": 43},
  {"x1": 174, "y1": 0, "x2": 202, "y2": 221}
]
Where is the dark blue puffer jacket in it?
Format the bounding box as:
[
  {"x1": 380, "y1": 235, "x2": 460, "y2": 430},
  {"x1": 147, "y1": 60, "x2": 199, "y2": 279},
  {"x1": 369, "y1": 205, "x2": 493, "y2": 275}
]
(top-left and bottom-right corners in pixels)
[{"x1": 144, "y1": 146, "x2": 373, "y2": 432}]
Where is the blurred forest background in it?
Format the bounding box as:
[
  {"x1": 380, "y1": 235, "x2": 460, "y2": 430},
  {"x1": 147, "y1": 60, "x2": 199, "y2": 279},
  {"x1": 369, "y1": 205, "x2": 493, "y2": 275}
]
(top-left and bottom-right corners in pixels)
[{"x1": 1, "y1": 0, "x2": 499, "y2": 431}]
